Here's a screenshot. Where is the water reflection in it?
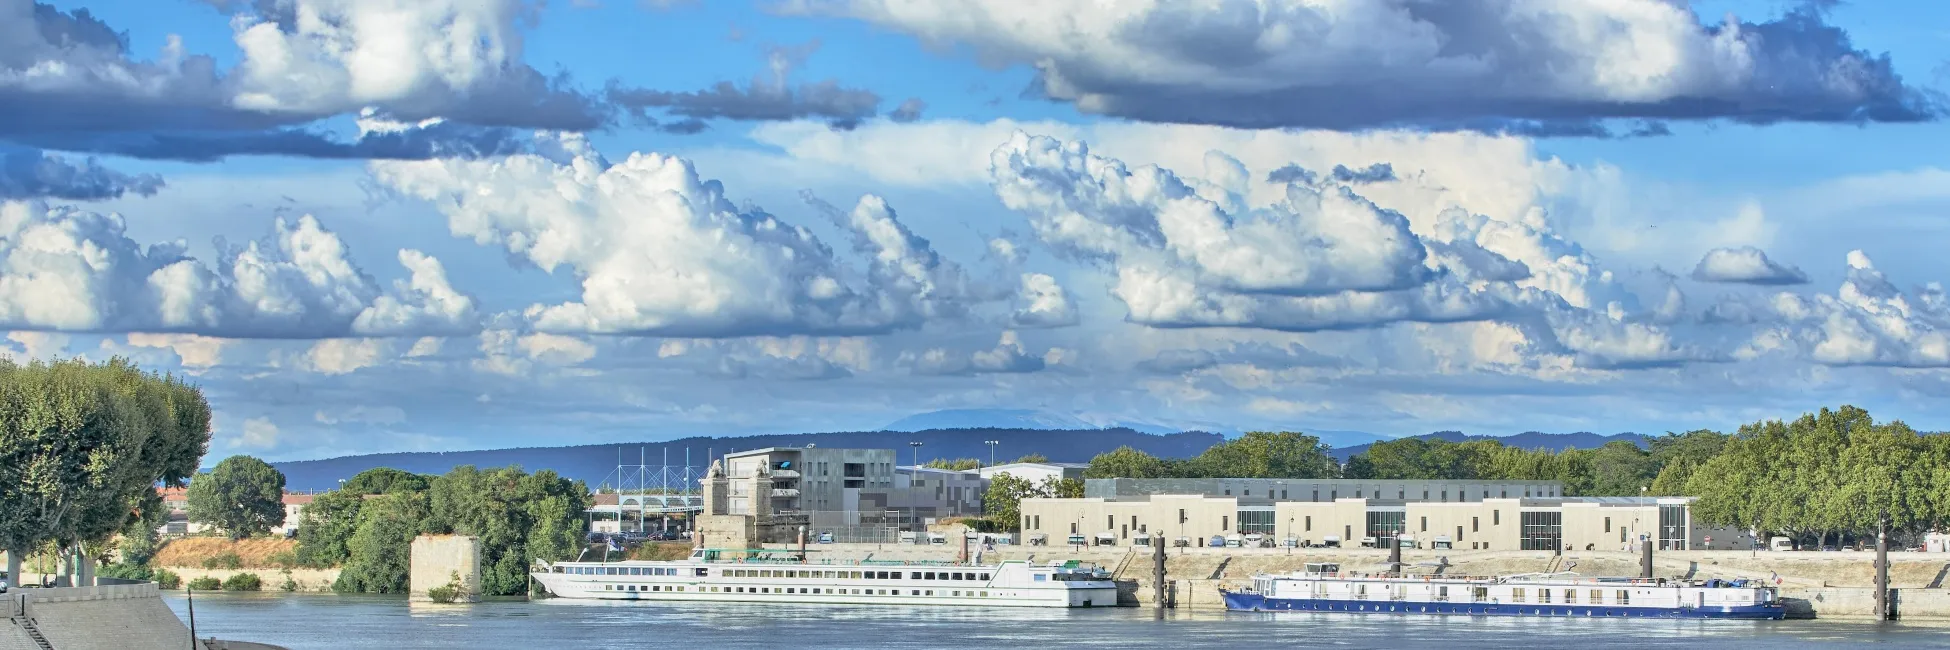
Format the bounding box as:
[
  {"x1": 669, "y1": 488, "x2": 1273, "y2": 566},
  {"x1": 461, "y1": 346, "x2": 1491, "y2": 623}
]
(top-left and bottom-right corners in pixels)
[{"x1": 167, "y1": 593, "x2": 1950, "y2": 650}]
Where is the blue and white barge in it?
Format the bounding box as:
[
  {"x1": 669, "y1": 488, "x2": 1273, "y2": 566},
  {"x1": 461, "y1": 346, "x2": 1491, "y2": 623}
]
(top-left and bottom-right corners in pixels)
[{"x1": 1222, "y1": 563, "x2": 1784, "y2": 619}]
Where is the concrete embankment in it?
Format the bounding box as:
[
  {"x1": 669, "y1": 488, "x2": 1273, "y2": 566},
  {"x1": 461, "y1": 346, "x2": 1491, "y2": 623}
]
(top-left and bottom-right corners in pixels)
[
  {"x1": 764, "y1": 542, "x2": 1950, "y2": 619},
  {"x1": 1, "y1": 582, "x2": 287, "y2": 650},
  {"x1": 162, "y1": 567, "x2": 341, "y2": 592}
]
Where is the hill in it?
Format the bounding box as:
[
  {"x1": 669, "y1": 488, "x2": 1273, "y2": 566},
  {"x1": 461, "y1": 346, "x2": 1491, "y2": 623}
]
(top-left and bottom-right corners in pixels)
[
  {"x1": 1329, "y1": 430, "x2": 1648, "y2": 461},
  {"x1": 881, "y1": 409, "x2": 1388, "y2": 447},
  {"x1": 270, "y1": 427, "x2": 1225, "y2": 491}
]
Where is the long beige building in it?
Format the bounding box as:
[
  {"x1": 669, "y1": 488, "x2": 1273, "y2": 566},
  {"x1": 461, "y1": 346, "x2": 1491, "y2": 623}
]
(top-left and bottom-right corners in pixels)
[{"x1": 1022, "y1": 479, "x2": 1752, "y2": 552}]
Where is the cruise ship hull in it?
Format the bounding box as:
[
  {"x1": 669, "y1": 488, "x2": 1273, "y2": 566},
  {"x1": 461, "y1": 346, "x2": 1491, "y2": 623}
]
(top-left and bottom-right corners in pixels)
[
  {"x1": 533, "y1": 572, "x2": 1114, "y2": 608},
  {"x1": 1221, "y1": 592, "x2": 1786, "y2": 619}
]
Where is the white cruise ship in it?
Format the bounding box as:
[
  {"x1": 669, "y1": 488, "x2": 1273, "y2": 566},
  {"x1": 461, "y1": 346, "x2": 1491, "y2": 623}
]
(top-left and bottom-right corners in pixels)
[
  {"x1": 1222, "y1": 563, "x2": 1784, "y2": 619},
  {"x1": 532, "y1": 548, "x2": 1121, "y2": 608}
]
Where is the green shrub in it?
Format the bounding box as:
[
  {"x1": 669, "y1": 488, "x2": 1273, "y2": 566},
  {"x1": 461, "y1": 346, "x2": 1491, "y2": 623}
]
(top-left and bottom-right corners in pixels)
[
  {"x1": 202, "y1": 552, "x2": 243, "y2": 570},
  {"x1": 187, "y1": 576, "x2": 222, "y2": 591},
  {"x1": 154, "y1": 569, "x2": 182, "y2": 590},
  {"x1": 222, "y1": 573, "x2": 263, "y2": 591},
  {"x1": 279, "y1": 569, "x2": 298, "y2": 592},
  {"x1": 425, "y1": 571, "x2": 462, "y2": 604},
  {"x1": 267, "y1": 551, "x2": 299, "y2": 569},
  {"x1": 98, "y1": 564, "x2": 154, "y2": 581}
]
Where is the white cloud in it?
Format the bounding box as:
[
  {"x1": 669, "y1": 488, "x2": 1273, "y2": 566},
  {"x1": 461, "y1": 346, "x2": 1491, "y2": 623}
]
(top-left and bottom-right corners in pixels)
[
  {"x1": 1011, "y1": 273, "x2": 1078, "y2": 328},
  {"x1": 0, "y1": 201, "x2": 479, "y2": 338},
  {"x1": 315, "y1": 406, "x2": 407, "y2": 426},
  {"x1": 123, "y1": 333, "x2": 227, "y2": 369},
  {"x1": 406, "y1": 336, "x2": 444, "y2": 357},
  {"x1": 4, "y1": 331, "x2": 69, "y2": 360},
  {"x1": 802, "y1": 0, "x2": 1934, "y2": 131},
  {"x1": 371, "y1": 134, "x2": 989, "y2": 337},
  {"x1": 1692, "y1": 246, "x2": 1809, "y2": 285},
  {"x1": 299, "y1": 338, "x2": 388, "y2": 375},
  {"x1": 907, "y1": 330, "x2": 1046, "y2": 375},
  {"x1": 239, "y1": 416, "x2": 280, "y2": 449}
]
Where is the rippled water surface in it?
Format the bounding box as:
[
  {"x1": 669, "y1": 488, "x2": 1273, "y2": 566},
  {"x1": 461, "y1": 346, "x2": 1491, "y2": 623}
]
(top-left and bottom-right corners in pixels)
[{"x1": 164, "y1": 593, "x2": 1950, "y2": 649}]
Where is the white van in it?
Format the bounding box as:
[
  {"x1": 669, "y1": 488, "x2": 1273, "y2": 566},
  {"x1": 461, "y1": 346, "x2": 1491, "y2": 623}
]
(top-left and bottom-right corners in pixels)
[{"x1": 1770, "y1": 536, "x2": 1794, "y2": 552}]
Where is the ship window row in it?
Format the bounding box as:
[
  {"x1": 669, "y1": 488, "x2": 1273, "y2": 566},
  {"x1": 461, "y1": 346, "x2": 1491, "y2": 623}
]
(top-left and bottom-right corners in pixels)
[
  {"x1": 1323, "y1": 584, "x2": 1643, "y2": 606},
  {"x1": 720, "y1": 569, "x2": 990, "y2": 581},
  {"x1": 665, "y1": 586, "x2": 997, "y2": 597},
  {"x1": 565, "y1": 566, "x2": 684, "y2": 576},
  {"x1": 606, "y1": 585, "x2": 690, "y2": 592}
]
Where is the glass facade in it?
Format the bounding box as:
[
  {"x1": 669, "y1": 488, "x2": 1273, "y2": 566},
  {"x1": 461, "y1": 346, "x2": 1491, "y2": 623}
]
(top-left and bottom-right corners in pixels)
[
  {"x1": 1237, "y1": 509, "x2": 1275, "y2": 534},
  {"x1": 1659, "y1": 504, "x2": 1688, "y2": 550},
  {"x1": 1366, "y1": 511, "x2": 1405, "y2": 538},
  {"x1": 1520, "y1": 511, "x2": 1562, "y2": 551}
]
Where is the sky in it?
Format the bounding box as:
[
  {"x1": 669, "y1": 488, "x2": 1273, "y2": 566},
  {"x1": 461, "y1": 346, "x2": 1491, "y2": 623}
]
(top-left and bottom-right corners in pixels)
[{"x1": 5, "y1": 0, "x2": 1950, "y2": 461}]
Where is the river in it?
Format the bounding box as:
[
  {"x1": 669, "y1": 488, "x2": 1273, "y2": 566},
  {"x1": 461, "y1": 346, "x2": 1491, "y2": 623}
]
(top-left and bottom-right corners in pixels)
[{"x1": 164, "y1": 593, "x2": 1950, "y2": 649}]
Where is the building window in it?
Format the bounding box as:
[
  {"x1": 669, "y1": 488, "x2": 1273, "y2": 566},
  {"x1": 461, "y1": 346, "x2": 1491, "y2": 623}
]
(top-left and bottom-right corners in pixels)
[
  {"x1": 1520, "y1": 511, "x2": 1562, "y2": 551},
  {"x1": 1305, "y1": 516, "x2": 1312, "y2": 531},
  {"x1": 1422, "y1": 490, "x2": 1429, "y2": 500},
  {"x1": 1605, "y1": 517, "x2": 1611, "y2": 533},
  {"x1": 1221, "y1": 515, "x2": 1229, "y2": 531},
  {"x1": 1071, "y1": 522, "x2": 1077, "y2": 534},
  {"x1": 1471, "y1": 517, "x2": 1479, "y2": 533},
  {"x1": 1281, "y1": 489, "x2": 1288, "y2": 500},
  {"x1": 1312, "y1": 490, "x2": 1319, "y2": 502},
  {"x1": 1493, "y1": 510, "x2": 1500, "y2": 526},
  {"x1": 1441, "y1": 490, "x2": 1448, "y2": 502},
  {"x1": 1355, "y1": 490, "x2": 1363, "y2": 498},
  {"x1": 1456, "y1": 525, "x2": 1464, "y2": 542},
  {"x1": 1179, "y1": 509, "x2": 1186, "y2": 524},
  {"x1": 1331, "y1": 491, "x2": 1337, "y2": 500},
  {"x1": 1108, "y1": 515, "x2": 1114, "y2": 529},
  {"x1": 1365, "y1": 511, "x2": 1405, "y2": 539},
  {"x1": 1237, "y1": 510, "x2": 1274, "y2": 534},
  {"x1": 1660, "y1": 504, "x2": 1688, "y2": 550},
  {"x1": 1398, "y1": 489, "x2": 1404, "y2": 499},
  {"x1": 1224, "y1": 489, "x2": 1231, "y2": 496},
  {"x1": 1034, "y1": 515, "x2": 1040, "y2": 529},
  {"x1": 1420, "y1": 516, "x2": 1427, "y2": 532}
]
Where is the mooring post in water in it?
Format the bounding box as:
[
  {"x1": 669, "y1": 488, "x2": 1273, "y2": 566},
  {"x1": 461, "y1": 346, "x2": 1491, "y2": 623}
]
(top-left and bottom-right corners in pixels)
[
  {"x1": 1876, "y1": 508, "x2": 1891, "y2": 620},
  {"x1": 1153, "y1": 534, "x2": 1167, "y2": 615},
  {"x1": 1640, "y1": 535, "x2": 1654, "y2": 580},
  {"x1": 1388, "y1": 535, "x2": 1402, "y2": 577}
]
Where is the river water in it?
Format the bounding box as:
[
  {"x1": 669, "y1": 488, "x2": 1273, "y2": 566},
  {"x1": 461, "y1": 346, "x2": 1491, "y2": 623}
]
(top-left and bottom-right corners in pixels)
[{"x1": 164, "y1": 594, "x2": 1950, "y2": 649}]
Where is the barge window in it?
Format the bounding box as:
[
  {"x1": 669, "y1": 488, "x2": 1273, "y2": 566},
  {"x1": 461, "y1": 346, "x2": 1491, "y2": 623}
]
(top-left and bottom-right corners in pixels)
[
  {"x1": 1436, "y1": 586, "x2": 1449, "y2": 601},
  {"x1": 911, "y1": 572, "x2": 923, "y2": 579},
  {"x1": 1540, "y1": 589, "x2": 1552, "y2": 604},
  {"x1": 1565, "y1": 590, "x2": 1577, "y2": 604},
  {"x1": 1590, "y1": 589, "x2": 1601, "y2": 603},
  {"x1": 1617, "y1": 591, "x2": 1630, "y2": 605},
  {"x1": 981, "y1": 574, "x2": 990, "y2": 580},
  {"x1": 1512, "y1": 588, "x2": 1526, "y2": 603},
  {"x1": 1473, "y1": 587, "x2": 1488, "y2": 601}
]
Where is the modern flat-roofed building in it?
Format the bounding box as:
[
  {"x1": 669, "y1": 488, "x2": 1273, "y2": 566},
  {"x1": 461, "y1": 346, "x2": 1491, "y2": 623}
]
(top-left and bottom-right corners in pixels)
[
  {"x1": 891, "y1": 466, "x2": 987, "y2": 521},
  {"x1": 978, "y1": 462, "x2": 1089, "y2": 485},
  {"x1": 1083, "y1": 478, "x2": 1563, "y2": 503},
  {"x1": 722, "y1": 447, "x2": 898, "y2": 515},
  {"x1": 1020, "y1": 488, "x2": 1751, "y2": 552}
]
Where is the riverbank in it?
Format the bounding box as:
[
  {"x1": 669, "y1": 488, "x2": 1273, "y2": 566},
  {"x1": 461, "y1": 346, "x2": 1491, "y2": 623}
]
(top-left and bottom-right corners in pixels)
[{"x1": 751, "y1": 542, "x2": 1950, "y2": 619}]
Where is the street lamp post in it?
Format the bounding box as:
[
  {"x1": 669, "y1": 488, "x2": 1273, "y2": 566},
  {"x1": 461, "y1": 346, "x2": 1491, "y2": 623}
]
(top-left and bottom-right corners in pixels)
[
  {"x1": 907, "y1": 441, "x2": 924, "y2": 534},
  {"x1": 909, "y1": 441, "x2": 923, "y2": 469},
  {"x1": 984, "y1": 440, "x2": 999, "y2": 468}
]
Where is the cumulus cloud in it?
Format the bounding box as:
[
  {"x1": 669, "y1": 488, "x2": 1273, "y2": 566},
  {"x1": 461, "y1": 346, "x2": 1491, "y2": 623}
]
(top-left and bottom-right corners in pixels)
[
  {"x1": 297, "y1": 338, "x2": 388, "y2": 375},
  {"x1": 608, "y1": 41, "x2": 888, "y2": 132},
  {"x1": 1011, "y1": 273, "x2": 1078, "y2": 328},
  {"x1": 123, "y1": 333, "x2": 227, "y2": 370},
  {"x1": 2, "y1": 0, "x2": 601, "y2": 161},
  {"x1": 1730, "y1": 251, "x2": 1950, "y2": 368},
  {"x1": 238, "y1": 416, "x2": 280, "y2": 448},
  {"x1": 989, "y1": 131, "x2": 1514, "y2": 331},
  {"x1": 805, "y1": 1, "x2": 1940, "y2": 133},
  {"x1": 0, "y1": 146, "x2": 161, "y2": 200},
  {"x1": 0, "y1": 200, "x2": 479, "y2": 337},
  {"x1": 907, "y1": 331, "x2": 1046, "y2": 375},
  {"x1": 1692, "y1": 246, "x2": 1809, "y2": 285},
  {"x1": 372, "y1": 134, "x2": 989, "y2": 337}
]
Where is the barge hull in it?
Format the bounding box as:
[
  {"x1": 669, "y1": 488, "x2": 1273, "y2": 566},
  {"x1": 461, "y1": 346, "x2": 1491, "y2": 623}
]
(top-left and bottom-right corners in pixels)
[{"x1": 1221, "y1": 592, "x2": 1785, "y2": 620}]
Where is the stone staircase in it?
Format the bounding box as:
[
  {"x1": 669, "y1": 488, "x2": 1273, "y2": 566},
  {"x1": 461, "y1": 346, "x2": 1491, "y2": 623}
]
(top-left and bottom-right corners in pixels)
[{"x1": 9, "y1": 616, "x2": 53, "y2": 650}]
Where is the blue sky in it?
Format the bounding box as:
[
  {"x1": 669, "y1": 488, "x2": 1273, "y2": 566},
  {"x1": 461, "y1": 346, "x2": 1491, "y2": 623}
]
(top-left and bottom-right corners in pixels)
[{"x1": 6, "y1": 0, "x2": 1950, "y2": 460}]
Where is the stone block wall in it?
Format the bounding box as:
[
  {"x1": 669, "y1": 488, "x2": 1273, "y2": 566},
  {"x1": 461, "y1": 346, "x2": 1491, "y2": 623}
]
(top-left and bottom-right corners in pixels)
[{"x1": 409, "y1": 535, "x2": 482, "y2": 603}]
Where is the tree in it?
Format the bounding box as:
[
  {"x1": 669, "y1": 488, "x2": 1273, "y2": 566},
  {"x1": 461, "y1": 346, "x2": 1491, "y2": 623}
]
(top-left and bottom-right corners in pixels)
[
  {"x1": 341, "y1": 467, "x2": 431, "y2": 495},
  {"x1": 924, "y1": 458, "x2": 982, "y2": 471},
  {"x1": 187, "y1": 455, "x2": 288, "y2": 540},
  {"x1": 1041, "y1": 477, "x2": 1084, "y2": 499},
  {"x1": 0, "y1": 358, "x2": 210, "y2": 584},
  {"x1": 1647, "y1": 430, "x2": 1728, "y2": 495},
  {"x1": 334, "y1": 491, "x2": 428, "y2": 594},
  {"x1": 1012, "y1": 453, "x2": 1049, "y2": 464},
  {"x1": 294, "y1": 489, "x2": 365, "y2": 567},
  {"x1": 1083, "y1": 446, "x2": 1171, "y2": 479},
  {"x1": 1188, "y1": 431, "x2": 1339, "y2": 478},
  {"x1": 421, "y1": 465, "x2": 589, "y2": 596},
  {"x1": 982, "y1": 474, "x2": 1042, "y2": 529}
]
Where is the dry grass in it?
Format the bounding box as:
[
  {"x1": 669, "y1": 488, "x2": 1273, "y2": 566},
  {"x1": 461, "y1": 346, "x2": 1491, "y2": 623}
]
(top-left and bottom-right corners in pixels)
[{"x1": 152, "y1": 537, "x2": 301, "y2": 569}]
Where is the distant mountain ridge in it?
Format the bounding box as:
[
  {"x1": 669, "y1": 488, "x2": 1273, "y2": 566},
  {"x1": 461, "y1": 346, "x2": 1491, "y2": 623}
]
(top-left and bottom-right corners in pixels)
[
  {"x1": 270, "y1": 427, "x2": 1224, "y2": 491},
  {"x1": 1329, "y1": 430, "x2": 1648, "y2": 461},
  {"x1": 880, "y1": 408, "x2": 1389, "y2": 447}
]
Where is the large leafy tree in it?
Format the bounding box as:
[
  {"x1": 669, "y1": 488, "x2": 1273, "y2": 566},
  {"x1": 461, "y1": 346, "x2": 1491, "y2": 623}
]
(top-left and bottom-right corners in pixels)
[
  {"x1": 0, "y1": 358, "x2": 209, "y2": 583},
  {"x1": 334, "y1": 491, "x2": 429, "y2": 594},
  {"x1": 187, "y1": 455, "x2": 288, "y2": 540},
  {"x1": 1188, "y1": 431, "x2": 1339, "y2": 479},
  {"x1": 422, "y1": 465, "x2": 589, "y2": 596},
  {"x1": 1083, "y1": 446, "x2": 1172, "y2": 479}
]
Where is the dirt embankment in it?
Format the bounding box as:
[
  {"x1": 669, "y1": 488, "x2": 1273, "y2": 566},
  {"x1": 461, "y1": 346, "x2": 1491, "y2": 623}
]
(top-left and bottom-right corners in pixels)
[{"x1": 152, "y1": 537, "x2": 300, "y2": 569}]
